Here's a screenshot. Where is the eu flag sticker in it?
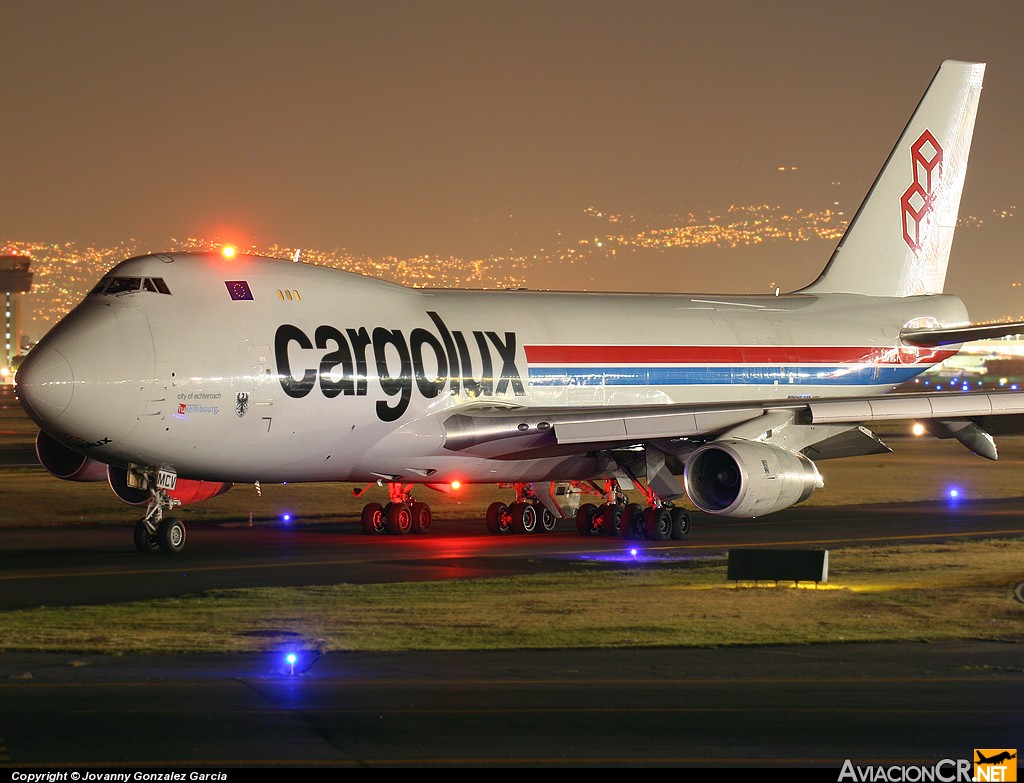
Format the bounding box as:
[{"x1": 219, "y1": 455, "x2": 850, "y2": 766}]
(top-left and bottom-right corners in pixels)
[{"x1": 225, "y1": 280, "x2": 254, "y2": 300}]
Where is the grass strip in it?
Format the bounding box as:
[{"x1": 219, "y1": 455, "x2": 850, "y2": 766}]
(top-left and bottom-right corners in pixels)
[{"x1": 1, "y1": 538, "x2": 1021, "y2": 654}]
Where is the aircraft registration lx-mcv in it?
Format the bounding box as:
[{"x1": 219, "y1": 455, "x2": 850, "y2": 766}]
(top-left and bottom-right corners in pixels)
[{"x1": 15, "y1": 60, "x2": 1024, "y2": 553}]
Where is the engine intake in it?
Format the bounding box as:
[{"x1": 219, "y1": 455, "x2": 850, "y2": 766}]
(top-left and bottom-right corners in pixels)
[
  {"x1": 683, "y1": 439, "x2": 822, "y2": 518},
  {"x1": 35, "y1": 430, "x2": 108, "y2": 482}
]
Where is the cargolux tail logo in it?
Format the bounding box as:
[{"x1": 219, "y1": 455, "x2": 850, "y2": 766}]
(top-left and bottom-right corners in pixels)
[
  {"x1": 975, "y1": 749, "x2": 1017, "y2": 782},
  {"x1": 901, "y1": 129, "x2": 943, "y2": 254}
]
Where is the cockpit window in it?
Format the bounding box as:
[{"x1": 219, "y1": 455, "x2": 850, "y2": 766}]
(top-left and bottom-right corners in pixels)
[
  {"x1": 105, "y1": 277, "x2": 142, "y2": 295},
  {"x1": 90, "y1": 277, "x2": 172, "y2": 296}
]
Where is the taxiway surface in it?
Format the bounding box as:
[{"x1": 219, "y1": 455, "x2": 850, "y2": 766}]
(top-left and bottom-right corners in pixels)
[{"x1": 1, "y1": 496, "x2": 1023, "y2": 609}]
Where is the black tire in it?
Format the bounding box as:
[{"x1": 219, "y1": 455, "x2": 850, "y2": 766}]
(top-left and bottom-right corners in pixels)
[
  {"x1": 647, "y1": 507, "x2": 672, "y2": 541},
  {"x1": 157, "y1": 517, "x2": 186, "y2": 554},
  {"x1": 410, "y1": 501, "x2": 432, "y2": 534},
  {"x1": 600, "y1": 503, "x2": 623, "y2": 536},
  {"x1": 575, "y1": 503, "x2": 600, "y2": 535},
  {"x1": 670, "y1": 507, "x2": 691, "y2": 539},
  {"x1": 538, "y1": 505, "x2": 557, "y2": 533},
  {"x1": 485, "y1": 501, "x2": 511, "y2": 534},
  {"x1": 386, "y1": 502, "x2": 412, "y2": 534},
  {"x1": 510, "y1": 502, "x2": 538, "y2": 534},
  {"x1": 133, "y1": 520, "x2": 159, "y2": 553},
  {"x1": 361, "y1": 502, "x2": 386, "y2": 534},
  {"x1": 621, "y1": 503, "x2": 644, "y2": 540}
]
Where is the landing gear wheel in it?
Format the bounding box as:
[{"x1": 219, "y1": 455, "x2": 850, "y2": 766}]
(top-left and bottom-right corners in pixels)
[
  {"x1": 486, "y1": 501, "x2": 512, "y2": 534},
  {"x1": 510, "y1": 502, "x2": 538, "y2": 534},
  {"x1": 538, "y1": 506, "x2": 557, "y2": 533},
  {"x1": 157, "y1": 517, "x2": 186, "y2": 554},
  {"x1": 576, "y1": 503, "x2": 600, "y2": 535},
  {"x1": 410, "y1": 501, "x2": 432, "y2": 534},
  {"x1": 621, "y1": 503, "x2": 644, "y2": 540},
  {"x1": 385, "y1": 502, "x2": 413, "y2": 534},
  {"x1": 646, "y1": 507, "x2": 672, "y2": 541},
  {"x1": 670, "y1": 507, "x2": 691, "y2": 539},
  {"x1": 133, "y1": 520, "x2": 159, "y2": 553},
  {"x1": 600, "y1": 503, "x2": 623, "y2": 537},
  {"x1": 361, "y1": 502, "x2": 386, "y2": 535}
]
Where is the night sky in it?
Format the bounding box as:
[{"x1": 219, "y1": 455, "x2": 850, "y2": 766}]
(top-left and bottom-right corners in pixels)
[{"x1": 3, "y1": 1, "x2": 1024, "y2": 318}]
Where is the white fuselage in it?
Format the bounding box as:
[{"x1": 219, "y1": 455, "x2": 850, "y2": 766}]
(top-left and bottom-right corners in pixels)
[{"x1": 19, "y1": 253, "x2": 967, "y2": 485}]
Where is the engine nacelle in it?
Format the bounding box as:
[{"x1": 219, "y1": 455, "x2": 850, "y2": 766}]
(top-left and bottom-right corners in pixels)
[
  {"x1": 107, "y1": 467, "x2": 232, "y2": 506},
  {"x1": 683, "y1": 439, "x2": 822, "y2": 518},
  {"x1": 35, "y1": 430, "x2": 108, "y2": 482},
  {"x1": 169, "y1": 478, "x2": 233, "y2": 505}
]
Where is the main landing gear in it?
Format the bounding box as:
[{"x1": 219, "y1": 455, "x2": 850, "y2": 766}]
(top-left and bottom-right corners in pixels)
[
  {"x1": 358, "y1": 482, "x2": 433, "y2": 535},
  {"x1": 573, "y1": 480, "x2": 691, "y2": 541},
  {"x1": 484, "y1": 482, "x2": 557, "y2": 534},
  {"x1": 133, "y1": 469, "x2": 188, "y2": 554}
]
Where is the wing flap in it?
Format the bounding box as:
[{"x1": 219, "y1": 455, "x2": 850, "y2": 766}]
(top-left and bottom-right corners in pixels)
[
  {"x1": 555, "y1": 406, "x2": 768, "y2": 445},
  {"x1": 808, "y1": 391, "x2": 1024, "y2": 424}
]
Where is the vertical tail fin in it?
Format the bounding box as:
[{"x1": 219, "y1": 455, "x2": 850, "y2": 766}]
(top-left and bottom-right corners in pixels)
[{"x1": 802, "y1": 60, "x2": 984, "y2": 297}]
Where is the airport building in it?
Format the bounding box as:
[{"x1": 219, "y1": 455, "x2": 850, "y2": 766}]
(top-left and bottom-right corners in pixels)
[{"x1": 0, "y1": 256, "x2": 32, "y2": 382}]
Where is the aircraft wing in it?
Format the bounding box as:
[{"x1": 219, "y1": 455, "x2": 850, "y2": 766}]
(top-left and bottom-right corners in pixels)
[{"x1": 441, "y1": 390, "x2": 1024, "y2": 462}]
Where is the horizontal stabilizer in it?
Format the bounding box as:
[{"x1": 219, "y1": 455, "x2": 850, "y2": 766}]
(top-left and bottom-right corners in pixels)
[{"x1": 901, "y1": 321, "x2": 1024, "y2": 347}]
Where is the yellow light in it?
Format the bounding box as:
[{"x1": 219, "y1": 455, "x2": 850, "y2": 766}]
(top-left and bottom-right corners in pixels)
[
  {"x1": 221, "y1": 245, "x2": 237, "y2": 259},
  {"x1": 912, "y1": 422, "x2": 926, "y2": 436},
  {"x1": 450, "y1": 480, "x2": 461, "y2": 491}
]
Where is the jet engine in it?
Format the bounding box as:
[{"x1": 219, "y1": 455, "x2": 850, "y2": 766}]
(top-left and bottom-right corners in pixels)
[
  {"x1": 107, "y1": 466, "x2": 232, "y2": 506},
  {"x1": 683, "y1": 439, "x2": 822, "y2": 518},
  {"x1": 35, "y1": 430, "x2": 108, "y2": 482}
]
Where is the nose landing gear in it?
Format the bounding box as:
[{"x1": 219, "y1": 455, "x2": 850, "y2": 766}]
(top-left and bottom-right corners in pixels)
[{"x1": 132, "y1": 466, "x2": 187, "y2": 554}]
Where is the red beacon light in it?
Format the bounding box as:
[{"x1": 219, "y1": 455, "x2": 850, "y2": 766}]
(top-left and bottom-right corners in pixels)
[{"x1": 221, "y1": 245, "x2": 237, "y2": 259}]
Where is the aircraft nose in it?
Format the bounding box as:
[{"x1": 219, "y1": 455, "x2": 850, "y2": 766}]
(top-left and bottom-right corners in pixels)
[
  {"x1": 15, "y1": 302, "x2": 155, "y2": 440},
  {"x1": 15, "y1": 345, "x2": 75, "y2": 423}
]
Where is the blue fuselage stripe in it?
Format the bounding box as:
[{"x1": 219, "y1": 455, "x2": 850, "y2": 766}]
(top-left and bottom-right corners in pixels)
[{"x1": 526, "y1": 365, "x2": 927, "y2": 387}]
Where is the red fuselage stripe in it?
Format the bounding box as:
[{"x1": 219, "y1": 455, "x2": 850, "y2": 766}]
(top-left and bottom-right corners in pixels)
[{"x1": 523, "y1": 345, "x2": 959, "y2": 366}]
